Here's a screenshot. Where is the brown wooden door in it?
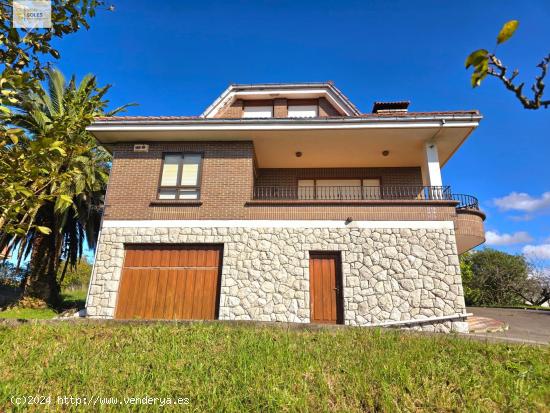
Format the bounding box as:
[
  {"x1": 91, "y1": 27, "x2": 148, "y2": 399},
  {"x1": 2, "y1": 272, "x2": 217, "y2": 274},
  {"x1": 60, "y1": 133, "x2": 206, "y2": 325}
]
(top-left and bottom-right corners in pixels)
[
  {"x1": 115, "y1": 245, "x2": 222, "y2": 320},
  {"x1": 309, "y1": 252, "x2": 343, "y2": 324}
]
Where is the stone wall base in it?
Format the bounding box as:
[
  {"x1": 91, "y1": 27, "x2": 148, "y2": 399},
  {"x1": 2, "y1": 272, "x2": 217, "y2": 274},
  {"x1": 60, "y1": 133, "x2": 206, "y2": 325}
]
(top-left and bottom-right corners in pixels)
[{"x1": 87, "y1": 224, "x2": 467, "y2": 332}]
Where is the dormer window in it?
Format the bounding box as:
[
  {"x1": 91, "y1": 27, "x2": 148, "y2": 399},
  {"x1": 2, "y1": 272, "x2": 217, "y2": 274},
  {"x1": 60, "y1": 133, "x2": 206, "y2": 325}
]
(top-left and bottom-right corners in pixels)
[
  {"x1": 243, "y1": 105, "x2": 273, "y2": 118},
  {"x1": 288, "y1": 105, "x2": 318, "y2": 118}
]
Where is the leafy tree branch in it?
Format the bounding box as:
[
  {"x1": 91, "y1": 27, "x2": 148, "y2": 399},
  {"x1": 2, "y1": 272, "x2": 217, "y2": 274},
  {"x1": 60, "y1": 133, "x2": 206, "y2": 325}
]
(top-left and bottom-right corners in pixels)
[{"x1": 465, "y1": 20, "x2": 549, "y2": 110}]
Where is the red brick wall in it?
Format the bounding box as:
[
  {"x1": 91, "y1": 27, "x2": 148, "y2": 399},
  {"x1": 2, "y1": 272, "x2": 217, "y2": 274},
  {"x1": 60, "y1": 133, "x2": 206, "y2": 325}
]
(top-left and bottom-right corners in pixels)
[
  {"x1": 103, "y1": 142, "x2": 450, "y2": 222},
  {"x1": 255, "y1": 167, "x2": 423, "y2": 187},
  {"x1": 215, "y1": 98, "x2": 342, "y2": 118},
  {"x1": 104, "y1": 141, "x2": 255, "y2": 220}
]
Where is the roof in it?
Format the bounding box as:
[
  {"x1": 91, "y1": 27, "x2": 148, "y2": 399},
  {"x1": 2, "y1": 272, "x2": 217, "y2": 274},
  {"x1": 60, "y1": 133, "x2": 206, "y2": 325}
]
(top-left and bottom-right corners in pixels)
[
  {"x1": 201, "y1": 82, "x2": 362, "y2": 117},
  {"x1": 94, "y1": 110, "x2": 480, "y2": 123}
]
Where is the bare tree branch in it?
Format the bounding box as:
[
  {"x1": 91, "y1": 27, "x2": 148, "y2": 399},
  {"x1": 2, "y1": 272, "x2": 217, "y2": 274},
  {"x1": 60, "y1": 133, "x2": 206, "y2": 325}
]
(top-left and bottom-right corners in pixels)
[{"x1": 487, "y1": 54, "x2": 550, "y2": 109}]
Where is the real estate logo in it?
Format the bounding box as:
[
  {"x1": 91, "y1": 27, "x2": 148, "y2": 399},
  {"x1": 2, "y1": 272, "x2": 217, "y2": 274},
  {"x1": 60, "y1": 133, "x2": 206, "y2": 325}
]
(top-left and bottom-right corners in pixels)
[{"x1": 12, "y1": 0, "x2": 52, "y2": 28}]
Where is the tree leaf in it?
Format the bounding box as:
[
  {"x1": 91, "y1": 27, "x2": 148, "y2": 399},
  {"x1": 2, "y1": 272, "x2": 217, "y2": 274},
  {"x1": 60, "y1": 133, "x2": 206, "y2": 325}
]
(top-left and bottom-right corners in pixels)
[
  {"x1": 465, "y1": 49, "x2": 488, "y2": 69},
  {"x1": 497, "y1": 20, "x2": 519, "y2": 44},
  {"x1": 36, "y1": 226, "x2": 52, "y2": 235}
]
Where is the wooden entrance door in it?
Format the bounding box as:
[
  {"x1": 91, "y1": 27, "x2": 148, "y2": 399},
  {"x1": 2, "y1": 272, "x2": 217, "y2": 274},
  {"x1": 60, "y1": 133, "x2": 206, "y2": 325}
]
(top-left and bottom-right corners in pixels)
[
  {"x1": 115, "y1": 245, "x2": 222, "y2": 320},
  {"x1": 309, "y1": 252, "x2": 344, "y2": 324}
]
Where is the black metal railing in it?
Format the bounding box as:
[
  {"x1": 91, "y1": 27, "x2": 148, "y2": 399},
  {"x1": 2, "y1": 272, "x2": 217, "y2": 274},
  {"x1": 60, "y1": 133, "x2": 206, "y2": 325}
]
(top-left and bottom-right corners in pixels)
[
  {"x1": 452, "y1": 193, "x2": 480, "y2": 211},
  {"x1": 252, "y1": 185, "x2": 453, "y2": 201}
]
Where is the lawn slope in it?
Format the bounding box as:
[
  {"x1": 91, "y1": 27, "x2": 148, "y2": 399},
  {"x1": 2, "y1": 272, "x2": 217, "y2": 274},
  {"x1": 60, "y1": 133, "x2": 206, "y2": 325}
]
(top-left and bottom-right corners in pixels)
[{"x1": 0, "y1": 322, "x2": 548, "y2": 412}]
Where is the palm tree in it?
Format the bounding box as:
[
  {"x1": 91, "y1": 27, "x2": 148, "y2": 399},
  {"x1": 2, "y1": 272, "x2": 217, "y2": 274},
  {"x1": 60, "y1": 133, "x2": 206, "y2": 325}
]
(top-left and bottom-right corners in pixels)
[{"x1": 4, "y1": 68, "x2": 130, "y2": 306}]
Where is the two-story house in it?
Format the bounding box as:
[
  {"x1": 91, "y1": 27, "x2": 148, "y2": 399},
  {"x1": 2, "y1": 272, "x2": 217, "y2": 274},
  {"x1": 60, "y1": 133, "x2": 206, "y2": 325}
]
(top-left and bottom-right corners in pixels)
[{"x1": 85, "y1": 82, "x2": 485, "y2": 332}]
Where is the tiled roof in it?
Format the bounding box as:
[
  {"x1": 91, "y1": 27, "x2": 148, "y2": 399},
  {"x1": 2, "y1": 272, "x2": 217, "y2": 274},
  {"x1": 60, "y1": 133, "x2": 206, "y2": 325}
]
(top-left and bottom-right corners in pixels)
[
  {"x1": 94, "y1": 115, "x2": 201, "y2": 121},
  {"x1": 94, "y1": 110, "x2": 479, "y2": 122}
]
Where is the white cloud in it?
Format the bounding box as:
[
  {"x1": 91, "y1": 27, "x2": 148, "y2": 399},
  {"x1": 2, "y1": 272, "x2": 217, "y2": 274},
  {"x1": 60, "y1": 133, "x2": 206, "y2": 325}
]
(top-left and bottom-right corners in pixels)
[
  {"x1": 493, "y1": 192, "x2": 550, "y2": 212},
  {"x1": 485, "y1": 230, "x2": 533, "y2": 246},
  {"x1": 522, "y1": 244, "x2": 550, "y2": 260}
]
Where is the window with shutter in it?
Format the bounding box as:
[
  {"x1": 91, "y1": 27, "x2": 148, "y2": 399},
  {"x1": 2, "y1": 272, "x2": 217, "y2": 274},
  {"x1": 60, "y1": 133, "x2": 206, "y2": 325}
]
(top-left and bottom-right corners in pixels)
[{"x1": 158, "y1": 153, "x2": 203, "y2": 200}]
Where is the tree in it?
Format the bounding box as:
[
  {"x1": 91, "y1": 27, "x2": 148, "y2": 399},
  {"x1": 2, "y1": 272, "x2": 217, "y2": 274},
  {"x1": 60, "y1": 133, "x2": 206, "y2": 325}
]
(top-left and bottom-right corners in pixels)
[
  {"x1": 1, "y1": 0, "x2": 108, "y2": 241},
  {"x1": 461, "y1": 248, "x2": 530, "y2": 306},
  {"x1": 514, "y1": 259, "x2": 550, "y2": 306},
  {"x1": 1, "y1": 68, "x2": 130, "y2": 305},
  {"x1": 59, "y1": 258, "x2": 92, "y2": 292},
  {"x1": 465, "y1": 20, "x2": 549, "y2": 110}
]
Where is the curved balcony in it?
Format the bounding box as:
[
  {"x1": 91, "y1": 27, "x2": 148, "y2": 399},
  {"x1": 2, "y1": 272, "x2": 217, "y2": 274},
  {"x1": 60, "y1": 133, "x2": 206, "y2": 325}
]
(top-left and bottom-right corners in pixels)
[{"x1": 451, "y1": 194, "x2": 486, "y2": 254}]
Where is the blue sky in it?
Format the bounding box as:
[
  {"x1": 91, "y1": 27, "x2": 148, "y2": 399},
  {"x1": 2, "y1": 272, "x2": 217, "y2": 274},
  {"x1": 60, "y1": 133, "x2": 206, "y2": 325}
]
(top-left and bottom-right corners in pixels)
[{"x1": 51, "y1": 0, "x2": 550, "y2": 262}]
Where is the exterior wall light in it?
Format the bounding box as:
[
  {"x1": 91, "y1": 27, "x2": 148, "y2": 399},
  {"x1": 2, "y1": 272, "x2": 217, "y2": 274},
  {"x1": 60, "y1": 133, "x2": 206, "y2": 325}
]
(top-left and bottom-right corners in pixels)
[
  {"x1": 382, "y1": 150, "x2": 390, "y2": 157},
  {"x1": 345, "y1": 217, "x2": 353, "y2": 225},
  {"x1": 295, "y1": 151, "x2": 302, "y2": 157}
]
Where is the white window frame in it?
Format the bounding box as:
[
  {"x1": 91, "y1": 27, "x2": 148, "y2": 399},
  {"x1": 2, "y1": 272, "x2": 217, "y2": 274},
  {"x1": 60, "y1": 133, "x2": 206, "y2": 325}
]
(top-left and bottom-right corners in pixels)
[
  {"x1": 158, "y1": 153, "x2": 203, "y2": 200},
  {"x1": 288, "y1": 105, "x2": 318, "y2": 118},
  {"x1": 243, "y1": 105, "x2": 273, "y2": 118}
]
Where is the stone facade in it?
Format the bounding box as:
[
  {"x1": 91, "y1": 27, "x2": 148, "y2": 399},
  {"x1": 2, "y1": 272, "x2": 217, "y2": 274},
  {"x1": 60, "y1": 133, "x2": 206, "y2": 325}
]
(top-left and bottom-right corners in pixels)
[{"x1": 86, "y1": 224, "x2": 468, "y2": 333}]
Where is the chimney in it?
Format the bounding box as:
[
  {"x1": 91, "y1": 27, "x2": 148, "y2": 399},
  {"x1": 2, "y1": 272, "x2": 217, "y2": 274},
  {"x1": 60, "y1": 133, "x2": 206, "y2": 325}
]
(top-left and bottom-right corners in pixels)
[{"x1": 372, "y1": 101, "x2": 410, "y2": 114}]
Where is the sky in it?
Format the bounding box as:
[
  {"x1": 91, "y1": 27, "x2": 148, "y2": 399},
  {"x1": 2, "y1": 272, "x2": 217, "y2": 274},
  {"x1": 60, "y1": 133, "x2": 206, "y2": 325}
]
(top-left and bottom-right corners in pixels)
[{"x1": 49, "y1": 0, "x2": 550, "y2": 263}]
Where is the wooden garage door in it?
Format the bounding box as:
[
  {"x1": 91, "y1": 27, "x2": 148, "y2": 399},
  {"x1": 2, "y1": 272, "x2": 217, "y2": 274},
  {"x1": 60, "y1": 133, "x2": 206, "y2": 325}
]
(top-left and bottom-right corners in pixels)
[
  {"x1": 309, "y1": 252, "x2": 344, "y2": 324},
  {"x1": 115, "y1": 245, "x2": 222, "y2": 320}
]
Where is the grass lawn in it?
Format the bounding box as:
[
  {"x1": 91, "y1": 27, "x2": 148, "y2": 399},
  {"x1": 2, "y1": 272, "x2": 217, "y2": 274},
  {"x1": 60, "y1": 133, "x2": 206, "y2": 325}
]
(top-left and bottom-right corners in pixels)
[
  {"x1": 0, "y1": 289, "x2": 87, "y2": 320},
  {"x1": 0, "y1": 322, "x2": 548, "y2": 412}
]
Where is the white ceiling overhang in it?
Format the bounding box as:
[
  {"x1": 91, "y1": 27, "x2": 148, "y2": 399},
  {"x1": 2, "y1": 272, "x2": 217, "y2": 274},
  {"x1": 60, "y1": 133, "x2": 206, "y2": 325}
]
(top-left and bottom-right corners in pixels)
[{"x1": 88, "y1": 115, "x2": 481, "y2": 168}]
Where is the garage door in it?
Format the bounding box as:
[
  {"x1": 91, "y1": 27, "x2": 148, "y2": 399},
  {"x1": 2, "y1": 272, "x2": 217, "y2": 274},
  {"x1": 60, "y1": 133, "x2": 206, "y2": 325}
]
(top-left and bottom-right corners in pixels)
[{"x1": 115, "y1": 245, "x2": 222, "y2": 320}]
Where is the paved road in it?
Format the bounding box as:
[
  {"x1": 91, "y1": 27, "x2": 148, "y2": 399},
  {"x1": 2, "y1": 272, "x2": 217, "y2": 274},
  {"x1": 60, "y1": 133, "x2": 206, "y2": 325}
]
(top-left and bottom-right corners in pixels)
[{"x1": 466, "y1": 307, "x2": 550, "y2": 345}]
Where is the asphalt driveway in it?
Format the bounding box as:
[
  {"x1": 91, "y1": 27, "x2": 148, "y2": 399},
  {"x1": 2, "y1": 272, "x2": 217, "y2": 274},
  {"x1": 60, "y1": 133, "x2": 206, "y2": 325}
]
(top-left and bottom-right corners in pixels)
[{"x1": 466, "y1": 307, "x2": 550, "y2": 345}]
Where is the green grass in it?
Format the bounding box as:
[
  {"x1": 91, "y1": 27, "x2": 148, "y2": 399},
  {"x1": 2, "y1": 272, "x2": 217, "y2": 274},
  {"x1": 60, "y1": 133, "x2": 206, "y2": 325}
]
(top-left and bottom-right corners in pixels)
[
  {"x1": 0, "y1": 323, "x2": 548, "y2": 412},
  {"x1": 474, "y1": 305, "x2": 550, "y2": 311},
  {"x1": 0, "y1": 289, "x2": 87, "y2": 320},
  {"x1": 0, "y1": 307, "x2": 58, "y2": 319}
]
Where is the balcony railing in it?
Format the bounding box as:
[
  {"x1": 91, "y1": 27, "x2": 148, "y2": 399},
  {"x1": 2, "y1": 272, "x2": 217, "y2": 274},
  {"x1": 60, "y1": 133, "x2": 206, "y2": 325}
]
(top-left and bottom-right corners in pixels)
[
  {"x1": 253, "y1": 185, "x2": 452, "y2": 201},
  {"x1": 452, "y1": 193, "x2": 480, "y2": 211},
  {"x1": 252, "y1": 185, "x2": 481, "y2": 211}
]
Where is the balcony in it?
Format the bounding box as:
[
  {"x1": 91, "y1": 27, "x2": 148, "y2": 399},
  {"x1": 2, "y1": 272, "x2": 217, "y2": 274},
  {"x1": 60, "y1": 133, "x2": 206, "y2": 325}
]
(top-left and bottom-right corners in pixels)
[
  {"x1": 250, "y1": 185, "x2": 485, "y2": 253},
  {"x1": 253, "y1": 185, "x2": 471, "y2": 203}
]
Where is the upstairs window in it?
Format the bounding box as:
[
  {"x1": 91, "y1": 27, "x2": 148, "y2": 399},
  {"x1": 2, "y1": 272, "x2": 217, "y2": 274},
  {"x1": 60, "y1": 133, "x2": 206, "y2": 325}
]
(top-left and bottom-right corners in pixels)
[
  {"x1": 288, "y1": 105, "x2": 318, "y2": 118},
  {"x1": 159, "y1": 153, "x2": 202, "y2": 200},
  {"x1": 243, "y1": 105, "x2": 273, "y2": 118}
]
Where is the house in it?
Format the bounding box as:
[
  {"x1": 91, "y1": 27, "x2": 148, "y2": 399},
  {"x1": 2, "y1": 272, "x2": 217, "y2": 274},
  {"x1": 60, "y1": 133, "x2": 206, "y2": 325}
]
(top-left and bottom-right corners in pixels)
[{"x1": 85, "y1": 82, "x2": 485, "y2": 332}]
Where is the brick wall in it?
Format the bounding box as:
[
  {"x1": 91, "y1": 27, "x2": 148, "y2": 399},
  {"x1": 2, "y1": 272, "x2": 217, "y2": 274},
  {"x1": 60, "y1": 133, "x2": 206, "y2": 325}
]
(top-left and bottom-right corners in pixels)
[
  {"x1": 215, "y1": 98, "x2": 342, "y2": 118},
  {"x1": 103, "y1": 141, "x2": 457, "y2": 222},
  {"x1": 255, "y1": 167, "x2": 423, "y2": 187},
  {"x1": 104, "y1": 141, "x2": 255, "y2": 220}
]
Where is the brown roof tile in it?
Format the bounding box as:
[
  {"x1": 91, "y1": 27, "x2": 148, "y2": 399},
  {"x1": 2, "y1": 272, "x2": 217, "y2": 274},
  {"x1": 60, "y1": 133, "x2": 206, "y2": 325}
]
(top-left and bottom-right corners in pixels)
[{"x1": 94, "y1": 110, "x2": 479, "y2": 122}]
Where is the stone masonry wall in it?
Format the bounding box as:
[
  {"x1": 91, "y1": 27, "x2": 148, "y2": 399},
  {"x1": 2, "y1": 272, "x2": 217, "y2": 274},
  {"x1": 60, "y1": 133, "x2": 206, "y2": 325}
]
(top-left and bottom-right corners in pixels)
[{"x1": 86, "y1": 225, "x2": 468, "y2": 333}]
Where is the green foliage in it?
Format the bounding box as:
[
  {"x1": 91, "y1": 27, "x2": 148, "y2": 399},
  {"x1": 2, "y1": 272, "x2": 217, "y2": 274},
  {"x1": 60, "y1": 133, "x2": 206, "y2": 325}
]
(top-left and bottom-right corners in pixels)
[
  {"x1": 462, "y1": 249, "x2": 529, "y2": 306},
  {"x1": 1, "y1": 0, "x2": 107, "y2": 240},
  {"x1": 0, "y1": 323, "x2": 548, "y2": 411},
  {"x1": 465, "y1": 20, "x2": 519, "y2": 88},
  {"x1": 465, "y1": 48, "x2": 489, "y2": 87},
  {"x1": 460, "y1": 252, "x2": 479, "y2": 305},
  {"x1": 59, "y1": 259, "x2": 92, "y2": 291},
  {"x1": 1, "y1": 67, "x2": 132, "y2": 304},
  {"x1": 465, "y1": 20, "x2": 548, "y2": 110}
]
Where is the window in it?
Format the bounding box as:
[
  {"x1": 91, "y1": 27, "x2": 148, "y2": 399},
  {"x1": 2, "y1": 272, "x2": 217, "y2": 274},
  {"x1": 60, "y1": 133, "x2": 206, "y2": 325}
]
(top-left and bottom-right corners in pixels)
[
  {"x1": 288, "y1": 105, "x2": 318, "y2": 118},
  {"x1": 297, "y1": 178, "x2": 381, "y2": 200},
  {"x1": 243, "y1": 105, "x2": 273, "y2": 118},
  {"x1": 158, "y1": 153, "x2": 202, "y2": 200}
]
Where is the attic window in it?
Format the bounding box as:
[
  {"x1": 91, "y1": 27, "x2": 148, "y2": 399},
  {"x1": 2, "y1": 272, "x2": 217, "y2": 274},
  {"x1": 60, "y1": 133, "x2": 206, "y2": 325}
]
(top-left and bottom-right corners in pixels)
[
  {"x1": 243, "y1": 106, "x2": 273, "y2": 118},
  {"x1": 288, "y1": 105, "x2": 318, "y2": 118}
]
